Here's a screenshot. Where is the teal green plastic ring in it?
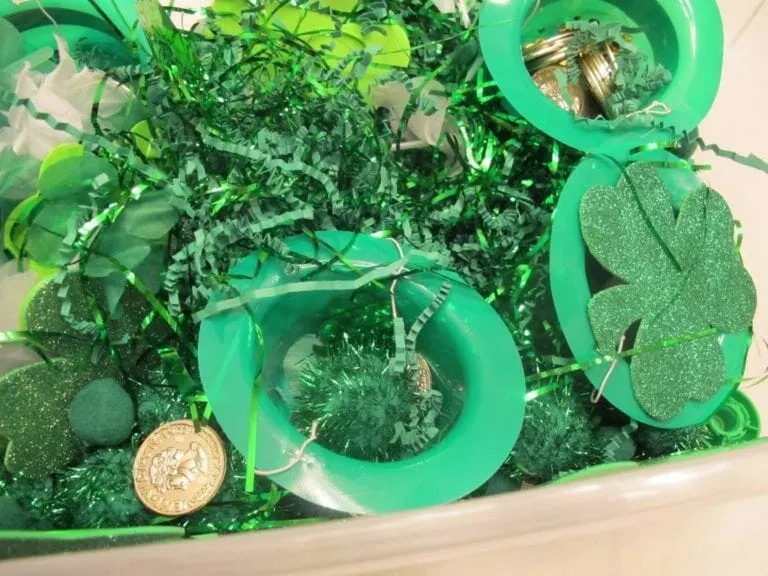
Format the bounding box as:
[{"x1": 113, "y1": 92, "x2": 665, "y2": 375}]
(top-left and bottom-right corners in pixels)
[
  {"x1": 198, "y1": 232, "x2": 526, "y2": 514},
  {"x1": 479, "y1": 0, "x2": 724, "y2": 158},
  {"x1": 549, "y1": 150, "x2": 751, "y2": 429},
  {"x1": 0, "y1": 0, "x2": 150, "y2": 65}
]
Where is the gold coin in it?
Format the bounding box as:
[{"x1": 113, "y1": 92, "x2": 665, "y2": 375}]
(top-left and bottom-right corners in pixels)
[
  {"x1": 579, "y1": 42, "x2": 619, "y2": 117},
  {"x1": 132, "y1": 420, "x2": 227, "y2": 517},
  {"x1": 525, "y1": 46, "x2": 569, "y2": 74},
  {"x1": 531, "y1": 65, "x2": 598, "y2": 118},
  {"x1": 417, "y1": 354, "x2": 433, "y2": 392},
  {"x1": 522, "y1": 30, "x2": 576, "y2": 62}
]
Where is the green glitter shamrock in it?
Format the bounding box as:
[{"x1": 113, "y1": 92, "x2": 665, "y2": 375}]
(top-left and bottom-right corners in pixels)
[
  {"x1": 0, "y1": 358, "x2": 119, "y2": 478},
  {"x1": 580, "y1": 163, "x2": 756, "y2": 420}
]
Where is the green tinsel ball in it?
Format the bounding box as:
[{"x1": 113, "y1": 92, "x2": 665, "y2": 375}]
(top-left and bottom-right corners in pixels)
[
  {"x1": 318, "y1": 296, "x2": 395, "y2": 351},
  {"x1": 0, "y1": 496, "x2": 27, "y2": 529},
  {"x1": 635, "y1": 424, "x2": 713, "y2": 459},
  {"x1": 135, "y1": 385, "x2": 188, "y2": 436},
  {"x1": 57, "y1": 448, "x2": 149, "y2": 529},
  {"x1": 512, "y1": 390, "x2": 596, "y2": 481},
  {"x1": 595, "y1": 426, "x2": 636, "y2": 462},
  {"x1": 68, "y1": 379, "x2": 135, "y2": 447},
  {"x1": 292, "y1": 345, "x2": 417, "y2": 461},
  {"x1": 0, "y1": 461, "x2": 59, "y2": 529}
]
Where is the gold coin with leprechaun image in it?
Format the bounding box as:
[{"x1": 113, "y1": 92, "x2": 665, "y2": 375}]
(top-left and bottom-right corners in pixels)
[{"x1": 133, "y1": 419, "x2": 227, "y2": 517}]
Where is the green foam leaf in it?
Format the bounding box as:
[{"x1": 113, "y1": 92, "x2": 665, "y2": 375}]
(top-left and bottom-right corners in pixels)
[
  {"x1": 85, "y1": 229, "x2": 152, "y2": 278},
  {"x1": 580, "y1": 163, "x2": 757, "y2": 420},
  {"x1": 25, "y1": 203, "x2": 79, "y2": 267},
  {"x1": 113, "y1": 190, "x2": 179, "y2": 240},
  {"x1": 38, "y1": 152, "x2": 118, "y2": 204}
]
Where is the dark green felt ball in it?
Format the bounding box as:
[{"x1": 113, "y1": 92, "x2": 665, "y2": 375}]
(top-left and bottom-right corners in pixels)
[
  {"x1": 0, "y1": 496, "x2": 28, "y2": 529},
  {"x1": 68, "y1": 378, "x2": 135, "y2": 447}
]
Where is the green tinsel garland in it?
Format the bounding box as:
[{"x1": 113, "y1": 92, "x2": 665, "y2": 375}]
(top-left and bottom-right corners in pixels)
[
  {"x1": 54, "y1": 448, "x2": 149, "y2": 529},
  {"x1": 134, "y1": 383, "x2": 189, "y2": 437},
  {"x1": 635, "y1": 424, "x2": 713, "y2": 459},
  {"x1": 595, "y1": 426, "x2": 636, "y2": 462},
  {"x1": 0, "y1": 463, "x2": 59, "y2": 530},
  {"x1": 292, "y1": 343, "x2": 443, "y2": 461},
  {"x1": 511, "y1": 383, "x2": 598, "y2": 482}
]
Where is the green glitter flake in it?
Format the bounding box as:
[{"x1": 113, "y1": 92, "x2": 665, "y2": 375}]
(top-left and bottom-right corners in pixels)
[{"x1": 580, "y1": 163, "x2": 757, "y2": 420}]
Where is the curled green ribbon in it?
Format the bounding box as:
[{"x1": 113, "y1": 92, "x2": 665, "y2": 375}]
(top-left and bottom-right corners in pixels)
[{"x1": 192, "y1": 252, "x2": 442, "y2": 322}]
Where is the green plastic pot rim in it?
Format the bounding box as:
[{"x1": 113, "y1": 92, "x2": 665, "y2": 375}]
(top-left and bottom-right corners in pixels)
[
  {"x1": 549, "y1": 149, "x2": 752, "y2": 429},
  {"x1": 479, "y1": 0, "x2": 724, "y2": 159},
  {"x1": 198, "y1": 232, "x2": 526, "y2": 514}
]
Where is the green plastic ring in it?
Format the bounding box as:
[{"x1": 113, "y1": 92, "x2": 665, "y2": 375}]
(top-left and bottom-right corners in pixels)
[
  {"x1": 0, "y1": 0, "x2": 150, "y2": 65},
  {"x1": 549, "y1": 149, "x2": 751, "y2": 428},
  {"x1": 479, "y1": 0, "x2": 723, "y2": 158},
  {"x1": 708, "y1": 390, "x2": 761, "y2": 445},
  {"x1": 198, "y1": 232, "x2": 526, "y2": 514}
]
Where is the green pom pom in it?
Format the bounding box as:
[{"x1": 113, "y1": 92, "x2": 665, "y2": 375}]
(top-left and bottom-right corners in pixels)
[
  {"x1": 595, "y1": 426, "x2": 636, "y2": 462},
  {"x1": 635, "y1": 424, "x2": 713, "y2": 458},
  {"x1": 512, "y1": 388, "x2": 596, "y2": 481},
  {"x1": 57, "y1": 449, "x2": 149, "y2": 529},
  {"x1": 68, "y1": 379, "x2": 135, "y2": 447},
  {"x1": 291, "y1": 344, "x2": 440, "y2": 461},
  {"x1": 135, "y1": 385, "x2": 188, "y2": 436},
  {"x1": 0, "y1": 496, "x2": 28, "y2": 529}
]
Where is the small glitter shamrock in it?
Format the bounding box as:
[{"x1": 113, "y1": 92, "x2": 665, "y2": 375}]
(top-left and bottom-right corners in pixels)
[
  {"x1": 210, "y1": 0, "x2": 410, "y2": 95},
  {"x1": 580, "y1": 163, "x2": 756, "y2": 420}
]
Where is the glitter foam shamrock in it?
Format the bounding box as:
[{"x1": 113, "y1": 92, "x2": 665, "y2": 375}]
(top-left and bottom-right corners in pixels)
[
  {"x1": 0, "y1": 358, "x2": 118, "y2": 478},
  {"x1": 580, "y1": 163, "x2": 756, "y2": 420}
]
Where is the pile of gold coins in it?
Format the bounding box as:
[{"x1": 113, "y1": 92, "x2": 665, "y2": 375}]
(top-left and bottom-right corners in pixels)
[{"x1": 523, "y1": 30, "x2": 621, "y2": 119}]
